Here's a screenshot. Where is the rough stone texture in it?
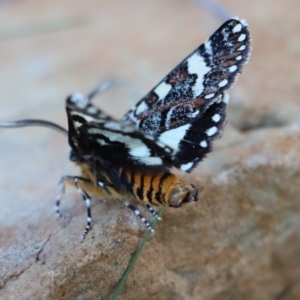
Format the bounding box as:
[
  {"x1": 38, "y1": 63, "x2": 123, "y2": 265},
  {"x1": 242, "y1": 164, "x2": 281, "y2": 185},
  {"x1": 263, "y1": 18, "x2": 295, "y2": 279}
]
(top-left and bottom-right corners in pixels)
[{"x1": 0, "y1": 1, "x2": 300, "y2": 299}]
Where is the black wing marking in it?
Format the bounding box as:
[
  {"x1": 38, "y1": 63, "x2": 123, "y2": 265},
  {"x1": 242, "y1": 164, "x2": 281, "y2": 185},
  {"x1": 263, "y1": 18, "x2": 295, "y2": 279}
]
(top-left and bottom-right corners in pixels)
[
  {"x1": 122, "y1": 18, "x2": 250, "y2": 172},
  {"x1": 76, "y1": 121, "x2": 174, "y2": 169},
  {"x1": 66, "y1": 93, "x2": 114, "y2": 150},
  {"x1": 173, "y1": 92, "x2": 228, "y2": 172},
  {"x1": 66, "y1": 94, "x2": 174, "y2": 170},
  {"x1": 123, "y1": 18, "x2": 250, "y2": 131}
]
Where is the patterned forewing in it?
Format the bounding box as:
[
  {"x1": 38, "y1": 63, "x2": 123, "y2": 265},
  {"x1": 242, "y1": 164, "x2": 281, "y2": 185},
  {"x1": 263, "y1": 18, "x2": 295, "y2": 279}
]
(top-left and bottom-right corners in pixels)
[
  {"x1": 123, "y1": 18, "x2": 250, "y2": 135},
  {"x1": 122, "y1": 18, "x2": 250, "y2": 172}
]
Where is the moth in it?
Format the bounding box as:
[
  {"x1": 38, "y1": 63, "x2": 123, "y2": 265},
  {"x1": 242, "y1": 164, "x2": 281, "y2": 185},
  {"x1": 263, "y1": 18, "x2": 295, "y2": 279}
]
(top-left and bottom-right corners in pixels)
[{"x1": 0, "y1": 18, "x2": 251, "y2": 239}]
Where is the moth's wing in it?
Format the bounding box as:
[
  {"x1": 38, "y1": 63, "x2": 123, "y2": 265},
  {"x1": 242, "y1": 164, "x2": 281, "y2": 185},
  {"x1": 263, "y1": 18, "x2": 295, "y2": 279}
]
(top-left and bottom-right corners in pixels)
[
  {"x1": 75, "y1": 120, "x2": 174, "y2": 171},
  {"x1": 66, "y1": 93, "x2": 115, "y2": 151},
  {"x1": 123, "y1": 18, "x2": 250, "y2": 132},
  {"x1": 172, "y1": 92, "x2": 228, "y2": 172},
  {"x1": 66, "y1": 93, "x2": 173, "y2": 171},
  {"x1": 122, "y1": 18, "x2": 251, "y2": 172}
]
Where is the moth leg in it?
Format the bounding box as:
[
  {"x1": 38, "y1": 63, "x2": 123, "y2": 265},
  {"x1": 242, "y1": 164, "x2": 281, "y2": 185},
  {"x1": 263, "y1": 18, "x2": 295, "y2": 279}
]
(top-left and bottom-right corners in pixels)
[
  {"x1": 55, "y1": 176, "x2": 92, "y2": 239},
  {"x1": 55, "y1": 175, "x2": 78, "y2": 219},
  {"x1": 145, "y1": 204, "x2": 161, "y2": 220},
  {"x1": 73, "y1": 177, "x2": 93, "y2": 240},
  {"x1": 124, "y1": 202, "x2": 154, "y2": 233}
]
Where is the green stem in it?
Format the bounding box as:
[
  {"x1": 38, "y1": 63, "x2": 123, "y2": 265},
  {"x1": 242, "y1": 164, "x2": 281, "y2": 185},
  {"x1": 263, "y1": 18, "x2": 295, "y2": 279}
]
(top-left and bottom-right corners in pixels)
[{"x1": 111, "y1": 207, "x2": 165, "y2": 300}]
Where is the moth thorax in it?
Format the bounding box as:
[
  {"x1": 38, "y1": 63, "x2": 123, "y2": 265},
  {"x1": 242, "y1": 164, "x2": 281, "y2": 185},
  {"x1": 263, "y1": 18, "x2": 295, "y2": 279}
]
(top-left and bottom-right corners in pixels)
[{"x1": 167, "y1": 181, "x2": 198, "y2": 207}]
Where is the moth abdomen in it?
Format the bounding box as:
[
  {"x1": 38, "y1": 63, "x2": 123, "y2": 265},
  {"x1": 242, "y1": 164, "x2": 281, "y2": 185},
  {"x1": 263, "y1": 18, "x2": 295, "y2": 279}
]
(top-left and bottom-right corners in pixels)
[{"x1": 127, "y1": 169, "x2": 198, "y2": 207}]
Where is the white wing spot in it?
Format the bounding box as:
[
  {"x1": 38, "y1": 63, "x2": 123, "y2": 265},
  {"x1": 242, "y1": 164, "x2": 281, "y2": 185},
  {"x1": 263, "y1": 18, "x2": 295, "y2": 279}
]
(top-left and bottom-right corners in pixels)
[
  {"x1": 200, "y1": 140, "x2": 208, "y2": 148},
  {"x1": 135, "y1": 101, "x2": 148, "y2": 115},
  {"x1": 74, "y1": 121, "x2": 83, "y2": 129},
  {"x1": 96, "y1": 138, "x2": 107, "y2": 146},
  {"x1": 238, "y1": 34, "x2": 246, "y2": 42},
  {"x1": 205, "y1": 93, "x2": 215, "y2": 99},
  {"x1": 139, "y1": 157, "x2": 162, "y2": 165},
  {"x1": 73, "y1": 111, "x2": 98, "y2": 123},
  {"x1": 104, "y1": 121, "x2": 122, "y2": 130},
  {"x1": 206, "y1": 126, "x2": 218, "y2": 136},
  {"x1": 212, "y1": 114, "x2": 221, "y2": 122},
  {"x1": 181, "y1": 162, "x2": 193, "y2": 171},
  {"x1": 159, "y1": 124, "x2": 190, "y2": 151},
  {"x1": 215, "y1": 94, "x2": 223, "y2": 103},
  {"x1": 87, "y1": 106, "x2": 98, "y2": 114},
  {"x1": 165, "y1": 106, "x2": 176, "y2": 129},
  {"x1": 204, "y1": 39, "x2": 213, "y2": 56},
  {"x1": 218, "y1": 79, "x2": 228, "y2": 88},
  {"x1": 229, "y1": 65, "x2": 237, "y2": 72},
  {"x1": 122, "y1": 126, "x2": 135, "y2": 133},
  {"x1": 221, "y1": 28, "x2": 229, "y2": 41},
  {"x1": 232, "y1": 24, "x2": 242, "y2": 33},
  {"x1": 223, "y1": 93, "x2": 230, "y2": 104},
  {"x1": 240, "y1": 19, "x2": 248, "y2": 26},
  {"x1": 129, "y1": 144, "x2": 151, "y2": 157},
  {"x1": 154, "y1": 81, "x2": 172, "y2": 100},
  {"x1": 238, "y1": 45, "x2": 246, "y2": 51},
  {"x1": 236, "y1": 55, "x2": 242, "y2": 61},
  {"x1": 188, "y1": 52, "x2": 211, "y2": 97}
]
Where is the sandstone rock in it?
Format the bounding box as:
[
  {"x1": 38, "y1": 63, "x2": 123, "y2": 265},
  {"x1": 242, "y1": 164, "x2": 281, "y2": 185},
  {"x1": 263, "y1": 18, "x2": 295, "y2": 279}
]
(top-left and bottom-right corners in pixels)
[{"x1": 0, "y1": 1, "x2": 300, "y2": 299}]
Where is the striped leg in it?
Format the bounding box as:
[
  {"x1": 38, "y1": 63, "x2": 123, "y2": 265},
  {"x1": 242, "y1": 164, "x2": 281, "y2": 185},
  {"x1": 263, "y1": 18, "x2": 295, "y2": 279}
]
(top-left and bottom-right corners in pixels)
[
  {"x1": 55, "y1": 176, "x2": 92, "y2": 239},
  {"x1": 55, "y1": 175, "x2": 76, "y2": 218},
  {"x1": 73, "y1": 178, "x2": 93, "y2": 240},
  {"x1": 145, "y1": 204, "x2": 161, "y2": 220},
  {"x1": 124, "y1": 202, "x2": 154, "y2": 233}
]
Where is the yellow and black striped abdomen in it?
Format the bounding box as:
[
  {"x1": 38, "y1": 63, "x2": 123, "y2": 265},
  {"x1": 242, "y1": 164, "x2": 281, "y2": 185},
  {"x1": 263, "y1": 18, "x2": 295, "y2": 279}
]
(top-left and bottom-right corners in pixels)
[
  {"x1": 127, "y1": 169, "x2": 198, "y2": 207},
  {"x1": 77, "y1": 162, "x2": 198, "y2": 208}
]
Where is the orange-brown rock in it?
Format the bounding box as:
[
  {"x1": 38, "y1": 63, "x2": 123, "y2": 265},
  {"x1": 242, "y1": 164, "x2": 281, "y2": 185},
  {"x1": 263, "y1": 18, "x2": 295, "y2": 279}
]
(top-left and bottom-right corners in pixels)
[{"x1": 0, "y1": 1, "x2": 300, "y2": 299}]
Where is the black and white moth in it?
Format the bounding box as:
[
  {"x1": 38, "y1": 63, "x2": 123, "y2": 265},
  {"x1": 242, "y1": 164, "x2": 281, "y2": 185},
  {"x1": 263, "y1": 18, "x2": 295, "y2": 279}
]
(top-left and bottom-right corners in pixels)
[{"x1": 0, "y1": 18, "x2": 251, "y2": 238}]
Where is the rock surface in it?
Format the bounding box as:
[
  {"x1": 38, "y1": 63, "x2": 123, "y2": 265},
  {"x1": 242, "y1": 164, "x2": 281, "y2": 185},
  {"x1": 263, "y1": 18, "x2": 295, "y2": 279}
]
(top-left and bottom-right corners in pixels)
[{"x1": 0, "y1": 1, "x2": 300, "y2": 299}]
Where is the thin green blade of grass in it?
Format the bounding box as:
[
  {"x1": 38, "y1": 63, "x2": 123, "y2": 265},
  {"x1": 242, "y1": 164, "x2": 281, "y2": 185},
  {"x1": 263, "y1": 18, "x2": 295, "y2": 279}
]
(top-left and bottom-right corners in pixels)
[{"x1": 111, "y1": 207, "x2": 165, "y2": 300}]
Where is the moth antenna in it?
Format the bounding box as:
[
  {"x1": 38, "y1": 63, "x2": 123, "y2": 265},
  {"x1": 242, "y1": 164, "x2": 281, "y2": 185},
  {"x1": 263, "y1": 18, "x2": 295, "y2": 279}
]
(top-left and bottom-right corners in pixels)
[
  {"x1": 0, "y1": 119, "x2": 68, "y2": 135},
  {"x1": 194, "y1": 0, "x2": 232, "y2": 21},
  {"x1": 85, "y1": 79, "x2": 113, "y2": 103}
]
